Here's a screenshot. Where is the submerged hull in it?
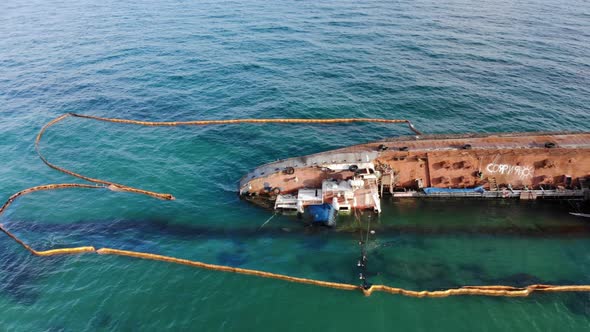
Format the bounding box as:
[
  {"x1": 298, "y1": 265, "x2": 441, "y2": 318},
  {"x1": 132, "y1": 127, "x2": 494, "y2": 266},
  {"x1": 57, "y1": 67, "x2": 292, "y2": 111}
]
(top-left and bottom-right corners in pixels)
[{"x1": 239, "y1": 132, "x2": 590, "y2": 213}]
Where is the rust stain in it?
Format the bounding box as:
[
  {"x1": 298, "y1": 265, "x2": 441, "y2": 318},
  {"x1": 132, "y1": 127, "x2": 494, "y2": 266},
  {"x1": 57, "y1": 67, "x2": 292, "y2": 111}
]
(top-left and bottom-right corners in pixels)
[{"x1": 240, "y1": 132, "x2": 590, "y2": 209}]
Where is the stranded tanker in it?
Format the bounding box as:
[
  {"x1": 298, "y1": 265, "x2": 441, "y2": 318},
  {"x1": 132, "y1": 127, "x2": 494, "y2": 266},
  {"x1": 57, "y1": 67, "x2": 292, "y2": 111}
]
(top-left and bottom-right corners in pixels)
[{"x1": 239, "y1": 131, "x2": 590, "y2": 221}]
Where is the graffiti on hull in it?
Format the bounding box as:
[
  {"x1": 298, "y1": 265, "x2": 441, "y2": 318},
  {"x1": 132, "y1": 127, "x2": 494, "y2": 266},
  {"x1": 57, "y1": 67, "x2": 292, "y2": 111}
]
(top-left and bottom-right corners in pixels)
[{"x1": 485, "y1": 162, "x2": 533, "y2": 179}]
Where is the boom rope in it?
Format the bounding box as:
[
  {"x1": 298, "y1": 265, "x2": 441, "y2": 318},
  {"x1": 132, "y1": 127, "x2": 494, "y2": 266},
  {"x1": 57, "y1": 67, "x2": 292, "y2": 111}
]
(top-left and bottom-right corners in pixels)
[{"x1": 1, "y1": 113, "x2": 590, "y2": 297}]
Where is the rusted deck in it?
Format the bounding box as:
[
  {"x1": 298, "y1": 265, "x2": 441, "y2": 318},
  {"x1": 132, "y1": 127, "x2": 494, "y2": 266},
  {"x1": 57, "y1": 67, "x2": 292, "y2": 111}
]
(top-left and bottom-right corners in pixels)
[{"x1": 239, "y1": 132, "x2": 590, "y2": 211}]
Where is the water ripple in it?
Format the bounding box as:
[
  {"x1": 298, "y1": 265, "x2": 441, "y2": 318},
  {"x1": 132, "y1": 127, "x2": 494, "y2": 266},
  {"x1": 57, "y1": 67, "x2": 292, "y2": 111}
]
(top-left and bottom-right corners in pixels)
[{"x1": 1, "y1": 0, "x2": 589, "y2": 330}]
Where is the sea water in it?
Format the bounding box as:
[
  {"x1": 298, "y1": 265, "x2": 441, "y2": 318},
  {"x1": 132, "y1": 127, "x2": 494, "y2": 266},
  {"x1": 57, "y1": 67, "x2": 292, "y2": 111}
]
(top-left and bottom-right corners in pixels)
[{"x1": 1, "y1": 0, "x2": 589, "y2": 330}]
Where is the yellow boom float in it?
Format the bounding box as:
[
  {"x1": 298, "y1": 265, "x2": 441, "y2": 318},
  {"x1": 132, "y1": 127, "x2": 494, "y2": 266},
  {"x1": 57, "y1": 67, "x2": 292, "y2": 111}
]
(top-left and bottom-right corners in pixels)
[{"x1": 1, "y1": 113, "x2": 588, "y2": 298}]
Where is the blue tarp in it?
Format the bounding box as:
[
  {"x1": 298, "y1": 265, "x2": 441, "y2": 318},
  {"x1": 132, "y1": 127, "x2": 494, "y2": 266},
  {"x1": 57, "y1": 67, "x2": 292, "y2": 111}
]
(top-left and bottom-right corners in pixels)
[
  {"x1": 307, "y1": 204, "x2": 336, "y2": 226},
  {"x1": 423, "y1": 186, "x2": 485, "y2": 195}
]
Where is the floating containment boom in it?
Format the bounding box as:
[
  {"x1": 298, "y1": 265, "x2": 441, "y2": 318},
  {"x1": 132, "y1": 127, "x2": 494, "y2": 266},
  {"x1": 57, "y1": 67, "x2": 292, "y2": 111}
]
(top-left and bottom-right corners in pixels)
[{"x1": 1, "y1": 113, "x2": 590, "y2": 298}]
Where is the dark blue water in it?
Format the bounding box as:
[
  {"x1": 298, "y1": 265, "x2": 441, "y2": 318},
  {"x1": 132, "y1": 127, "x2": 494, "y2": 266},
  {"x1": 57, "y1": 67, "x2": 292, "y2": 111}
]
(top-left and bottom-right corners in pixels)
[{"x1": 1, "y1": 0, "x2": 589, "y2": 330}]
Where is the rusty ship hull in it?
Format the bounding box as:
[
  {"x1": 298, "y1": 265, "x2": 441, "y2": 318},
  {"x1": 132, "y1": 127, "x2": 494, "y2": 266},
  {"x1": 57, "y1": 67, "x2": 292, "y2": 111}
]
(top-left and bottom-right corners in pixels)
[{"x1": 239, "y1": 132, "x2": 590, "y2": 215}]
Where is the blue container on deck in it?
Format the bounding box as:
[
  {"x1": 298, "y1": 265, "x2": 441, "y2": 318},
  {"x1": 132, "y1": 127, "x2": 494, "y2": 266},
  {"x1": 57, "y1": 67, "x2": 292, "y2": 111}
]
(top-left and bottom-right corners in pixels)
[
  {"x1": 423, "y1": 186, "x2": 485, "y2": 195},
  {"x1": 307, "y1": 204, "x2": 336, "y2": 226}
]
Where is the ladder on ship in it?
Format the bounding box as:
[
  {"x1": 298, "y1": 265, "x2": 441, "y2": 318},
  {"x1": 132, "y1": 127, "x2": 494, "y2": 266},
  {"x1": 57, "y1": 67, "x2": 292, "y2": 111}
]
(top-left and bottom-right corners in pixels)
[
  {"x1": 489, "y1": 177, "x2": 498, "y2": 191},
  {"x1": 380, "y1": 172, "x2": 394, "y2": 197}
]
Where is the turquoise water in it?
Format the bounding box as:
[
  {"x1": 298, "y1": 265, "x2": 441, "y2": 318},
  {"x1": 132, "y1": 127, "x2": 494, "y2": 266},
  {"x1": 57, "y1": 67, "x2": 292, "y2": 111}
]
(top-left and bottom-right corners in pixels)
[{"x1": 1, "y1": 0, "x2": 590, "y2": 330}]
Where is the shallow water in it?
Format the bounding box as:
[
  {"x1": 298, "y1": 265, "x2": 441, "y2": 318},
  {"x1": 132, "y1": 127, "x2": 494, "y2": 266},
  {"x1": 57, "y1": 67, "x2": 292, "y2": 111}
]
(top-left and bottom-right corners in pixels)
[{"x1": 1, "y1": 0, "x2": 589, "y2": 330}]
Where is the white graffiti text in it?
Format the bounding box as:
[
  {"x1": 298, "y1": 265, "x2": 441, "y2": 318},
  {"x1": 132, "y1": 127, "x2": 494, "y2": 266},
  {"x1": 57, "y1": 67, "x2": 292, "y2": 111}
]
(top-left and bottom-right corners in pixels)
[{"x1": 485, "y1": 163, "x2": 533, "y2": 179}]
